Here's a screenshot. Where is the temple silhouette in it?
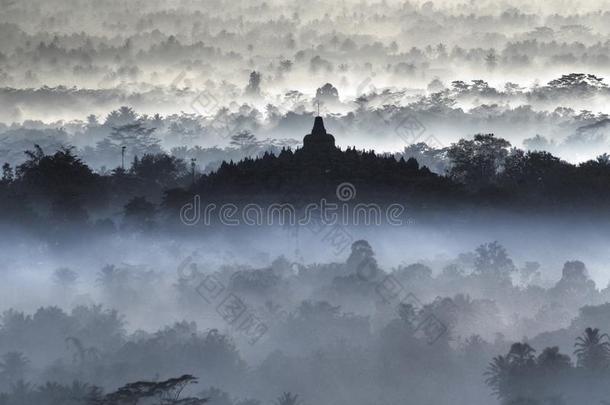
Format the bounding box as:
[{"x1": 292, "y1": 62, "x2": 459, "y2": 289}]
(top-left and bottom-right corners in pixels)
[
  {"x1": 302, "y1": 116, "x2": 336, "y2": 153},
  {"x1": 181, "y1": 114, "x2": 447, "y2": 204}
]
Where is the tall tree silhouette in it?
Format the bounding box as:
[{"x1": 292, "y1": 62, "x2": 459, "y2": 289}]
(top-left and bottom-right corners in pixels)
[{"x1": 574, "y1": 327, "x2": 610, "y2": 370}]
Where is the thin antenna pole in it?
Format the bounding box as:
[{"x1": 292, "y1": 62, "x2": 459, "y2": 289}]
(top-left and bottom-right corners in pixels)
[{"x1": 191, "y1": 158, "x2": 197, "y2": 185}]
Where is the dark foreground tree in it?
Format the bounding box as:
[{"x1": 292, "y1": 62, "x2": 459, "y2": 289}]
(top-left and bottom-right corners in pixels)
[
  {"x1": 447, "y1": 134, "x2": 511, "y2": 189},
  {"x1": 486, "y1": 328, "x2": 610, "y2": 404},
  {"x1": 574, "y1": 327, "x2": 610, "y2": 370},
  {"x1": 274, "y1": 392, "x2": 299, "y2": 405},
  {"x1": 91, "y1": 374, "x2": 207, "y2": 404}
]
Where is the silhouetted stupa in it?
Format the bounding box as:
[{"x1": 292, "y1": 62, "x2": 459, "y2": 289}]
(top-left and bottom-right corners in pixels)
[{"x1": 302, "y1": 116, "x2": 336, "y2": 152}]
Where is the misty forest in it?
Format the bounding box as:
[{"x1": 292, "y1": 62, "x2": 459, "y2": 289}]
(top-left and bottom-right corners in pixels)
[{"x1": 4, "y1": 0, "x2": 610, "y2": 404}]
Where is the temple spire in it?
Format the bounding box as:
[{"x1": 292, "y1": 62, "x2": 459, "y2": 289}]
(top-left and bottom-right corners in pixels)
[
  {"x1": 302, "y1": 115, "x2": 335, "y2": 152},
  {"x1": 311, "y1": 116, "x2": 327, "y2": 136}
]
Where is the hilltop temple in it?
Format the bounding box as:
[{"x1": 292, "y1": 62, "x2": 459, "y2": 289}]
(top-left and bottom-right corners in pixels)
[
  {"x1": 185, "y1": 113, "x2": 443, "y2": 202},
  {"x1": 302, "y1": 116, "x2": 336, "y2": 153}
]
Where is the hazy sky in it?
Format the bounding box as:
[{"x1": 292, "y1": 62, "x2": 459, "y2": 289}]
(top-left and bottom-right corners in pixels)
[{"x1": 2, "y1": 0, "x2": 610, "y2": 157}]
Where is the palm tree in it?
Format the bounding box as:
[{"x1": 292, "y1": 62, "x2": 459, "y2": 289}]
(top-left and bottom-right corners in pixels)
[
  {"x1": 574, "y1": 327, "x2": 610, "y2": 370},
  {"x1": 275, "y1": 392, "x2": 299, "y2": 405},
  {"x1": 484, "y1": 355, "x2": 511, "y2": 398},
  {"x1": 485, "y1": 343, "x2": 536, "y2": 401},
  {"x1": 507, "y1": 342, "x2": 536, "y2": 368}
]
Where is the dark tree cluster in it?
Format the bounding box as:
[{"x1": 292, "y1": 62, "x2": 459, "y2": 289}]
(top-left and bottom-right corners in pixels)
[
  {"x1": 188, "y1": 146, "x2": 449, "y2": 202},
  {"x1": 3, "y1": 126, "x2": 610, "y2": 235},
  {"x1": 0, "y1": 239, "x2": 610, "y2": 405},
  {"x1": 486, "y1": 328, "x2": 610, "y2": 404}
]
